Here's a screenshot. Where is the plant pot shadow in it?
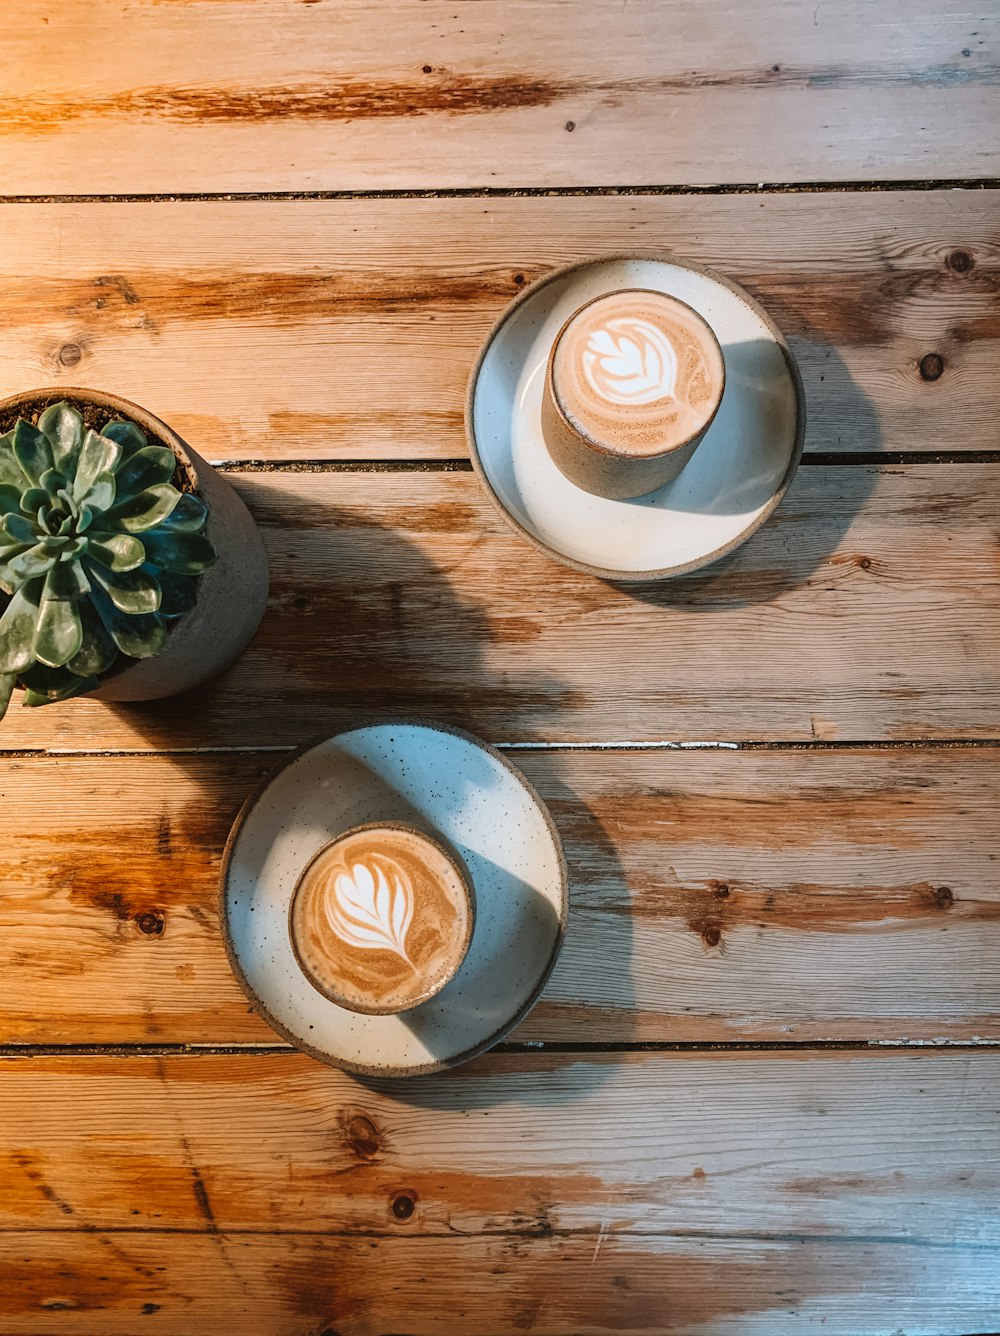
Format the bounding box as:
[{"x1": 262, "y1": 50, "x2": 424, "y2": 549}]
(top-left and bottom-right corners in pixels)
[{"x1": 101, "y1": 474, "x2": 631, "y2": 1098}]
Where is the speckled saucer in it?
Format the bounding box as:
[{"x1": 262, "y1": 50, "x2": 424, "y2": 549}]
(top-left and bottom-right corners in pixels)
[
  {"x1": 220, "y1": 720, "x2": 568, "y2": 1077},
  {"x1": 467, "y1": 254, "x2": 806, "y2": 581}
]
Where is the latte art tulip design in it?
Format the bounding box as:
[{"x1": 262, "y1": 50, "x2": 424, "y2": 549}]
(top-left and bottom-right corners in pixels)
[
  {"x1": 582, "y1": 317, "x2": 679, "y2": 406},
  {"x1": 325, "y1": 856, "x2": 415, "y2": 967}
]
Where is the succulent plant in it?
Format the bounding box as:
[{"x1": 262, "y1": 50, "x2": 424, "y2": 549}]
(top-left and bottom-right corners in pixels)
[{"x1": 0, "y1": 401, "x2": 216, "y2": 719}]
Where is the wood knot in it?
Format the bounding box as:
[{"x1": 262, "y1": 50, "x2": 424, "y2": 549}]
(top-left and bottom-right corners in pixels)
[
  {"x1": 564, "y1": 120, "x2": 576, "y2": 132},
  {"x1": 702, "y1": 924, "x2": 722, "y2": 948},
  {"x1": 714, "y1": 884, "x2": 730, "y2": 900},
  {"x1": 513, "y1": 273, "x2": 525, "y2": 285},
  {"x1": 919, "y1": 353, "x2": 944, "y2": 382},
  {"x1": 933, "y1": 886, "x2": 954, "y2": 910},
  {"x1": 136, "y1": 912, "x2": 165, "y2": 936},
  {"x1": 947, "y1": 249, "x2": 974, "y2": 274},
  {"x1": 859, "y1": 557, "x2": 872, "y2": 570},
  {"x1": 390, "y1": 1190, "x2": 416, "y2": 1221},
  {"x1": 58, "y1": 342, "x2": 83, "y2": 367},
  {"x1": 422, "y1": 64, "x2": 432, "y2": 73},
  {"x1": 344, "y1": 1114, "x2": 382, "y2": 1160}
]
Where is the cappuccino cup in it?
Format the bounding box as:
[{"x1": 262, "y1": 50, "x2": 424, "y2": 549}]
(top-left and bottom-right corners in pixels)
[
  {"x1": 541, "y1": 288, "x2": 726, "y2": 499},
  {"x1": 288, "y1": 821, "x2": 475, "y2": 1015}
]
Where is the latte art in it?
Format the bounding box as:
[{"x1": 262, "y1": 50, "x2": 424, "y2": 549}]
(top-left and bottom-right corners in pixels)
[
  {"x1": 582, "y1": 318, "x2": 679, "y2": 406},
  {"x1": 327, "y1": 857, "x2": 416, "y2": 966},
  {"x1": 549, "y1": 289, "x2": 725, "y2": 460},
  {"x1": 289, "y1": 824, "x2": 474, "y2": 1015}
]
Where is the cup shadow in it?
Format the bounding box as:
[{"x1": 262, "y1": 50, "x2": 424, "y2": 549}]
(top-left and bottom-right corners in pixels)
[
  {"x1": 614, "y1": 346, "x2": 880, "y2": 608},
  {"x1": 354, "y1": 764, "x2": 635, "y2": 1110}
]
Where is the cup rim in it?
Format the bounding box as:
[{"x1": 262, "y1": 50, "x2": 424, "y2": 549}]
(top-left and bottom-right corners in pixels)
[
  {"x1": 287, "y1": 818, "x2": 477, "y2": 1017},
  {"x1": 545, "y1": 286, "x2": 727, "y2": 462}
]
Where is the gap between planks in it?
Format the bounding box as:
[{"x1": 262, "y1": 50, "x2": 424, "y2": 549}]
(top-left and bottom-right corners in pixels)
[
  {"x1": 2, "y1": 739, "x2": 998, "y2": 759},
  {"x1": 2, "y1": 177, "x2": 1000, "y2": 204},
  {"x1": 207, "y1": 454, "x2": 1000, "y2": 473},
  {"x1": 2, "y1": 1040, "x2": 999, "y2": 1058}
]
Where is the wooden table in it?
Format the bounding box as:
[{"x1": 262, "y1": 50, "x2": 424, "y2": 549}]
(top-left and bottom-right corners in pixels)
[{"x1": 1, "y1": 3, "x2": 999, "y2": 1332}]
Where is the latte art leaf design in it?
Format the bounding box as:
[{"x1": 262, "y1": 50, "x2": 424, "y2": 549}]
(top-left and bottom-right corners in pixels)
[
  {"x1": 581, "y1": 316, "x2": 679, "y2": 406},
  {"x1": 325, "y1": 856, "x2": 415, "y2": 965}
]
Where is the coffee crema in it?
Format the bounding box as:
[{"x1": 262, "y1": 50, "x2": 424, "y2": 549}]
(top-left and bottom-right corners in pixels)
[
  {"x1": 550, "y1": 289, "x2": 725, "y2": 457},
  {"x1": 289, "y1": 824, "x2": 474, "y2": 1015}
]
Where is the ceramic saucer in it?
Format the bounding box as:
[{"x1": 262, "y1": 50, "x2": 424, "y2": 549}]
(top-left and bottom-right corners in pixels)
[
  {"x1": 466, "y1": 254, "x2": 806, "y2": 581},
  {"x1": 220, "y1": 720, "x2": 568, "y2": 1077}
]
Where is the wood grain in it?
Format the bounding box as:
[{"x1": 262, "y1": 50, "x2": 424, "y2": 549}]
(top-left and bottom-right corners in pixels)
[
  {"x1": 0, "y1": 465, "x2": 997, "y2": 750},
  {"x1": 0, "y1": 1050, "x2": 997, "y2": 1237},
  {"x1": 0, "y1": 193, "x2": 996, "y2": 459},
  {"x1": 3, "y1": 1232, "x2": 998, "y2": 1336},
  {"x1": 2, "y1": 1, "x2": 997, "y2": 191},
  {"x1": 1, "y1": 747, "x2": 997, "y2": 1046},
  {"x1": 0, "y1": 1050, "x2": 997, "y2": 1334}
]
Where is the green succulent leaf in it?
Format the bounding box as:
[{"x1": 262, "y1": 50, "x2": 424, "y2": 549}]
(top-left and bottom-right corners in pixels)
[
  {"x1": 159, "y1": 491, "x2": 210, "y2": 534},
  {"x1": 91, "y1": 586, "x2": 166, "y2": 660},
  {"x1": 67, "y1": 599, "x2": 118, "y2": 678},
  {"x1": 77, "y1": 472, "x2": 116, "y2": 515},
  {"x1": 12, "y1": 419, "x2": 54, "y2": 486},
  {"x1": 8, "y1": 543, "x2": 60, "y2": 581},
  {"x1": 86, "y1": 530, "x2": 146, "y2": 573},
  {"x1": 114, "y1": 446, "x2": 176, "y2": 500},
  {"x1": 37, "y1": 401, "x2": 85, "y2": 471},
  {"x1": 40, "y1": 468, "x2": 69, "y2": 496},
  {"x1": 19, "y1": 488, "x2": 49, "y2": 515},
  {"x1": 0, "y1": 578, "x2": 43, "y2": 673},
  {"x1": 19, "y1": 662, "x2": 100, "y2": 707},
  {"x1": 0, "y1": 485, "x2": 23, "y2": 517},
  {"x1": 139, "y1": 529, "x2": 216, "y2": 575},
  {"x1": 0, "y1": 671, "x2": 14, "y2": 721},
  {"x1": 100, "y1": 419, "x2": 147, "y2": 459},
  {"x1": 86, "y1": 559, "x2": 161, "y2": 615},
  {"x1": 149, "y1": 567, "x2": 197, "y2": 619},
  {"x1": 0, "y1": 431, "x2": 22, "y2": 487},
  {"x1": 101, "y1": 484, "x2": 181, "y2": 534},
  {"x1": 0, "y1": 513, "x2": 38, "y2": 546},
  {"x1": 73, "y1": 429, "x2": 122, "y2": 501},
  {"x1": 34, "y1": 587, "x2": 84, "y2": 668},
  {"x1": 55, "y1": 487, "x2": 80, "y2": 519},
  {"x1": 45, "y1": 557, "x2": 91, "y2": 601}
]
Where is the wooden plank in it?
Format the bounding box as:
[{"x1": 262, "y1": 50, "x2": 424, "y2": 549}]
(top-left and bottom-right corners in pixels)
[
  {"x1": 1, "y1": 0, "x2": 997, "y2": 192},
  {"x1": 1, "y1": 747, "x2": 997, "y2": 1046},
  {"x1": 0, "y1": 193, "x2": 996, "y2": 460},
  {"x1": 0, "y1": 465, "x2": 997, "y2": 750},
  {"x1": 1, "y1": 1050, "x2": 997, "y2": 1239},
  {"x1": 1, "y1": 1229, "x2": 998, "y2": 1336}
]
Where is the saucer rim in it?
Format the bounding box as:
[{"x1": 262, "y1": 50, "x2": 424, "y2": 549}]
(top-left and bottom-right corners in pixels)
[
  {"x1": 218, "y1": 716, "x2": 570, "y2": 1078},
  {"x1": 465, "y1": 251, "x2": 807, "y2": 583}
]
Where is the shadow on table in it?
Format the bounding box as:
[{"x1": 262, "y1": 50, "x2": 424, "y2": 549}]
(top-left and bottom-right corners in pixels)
[
  {"x1": 357, "y1": 783, "x2": 634, "y2": 1108},
  {"x1": 111, "y1": 476, "x2": 634, "y2": 1101},
  {"x1": 617, "y1": 346, "x2": 880, "y2": 609}
]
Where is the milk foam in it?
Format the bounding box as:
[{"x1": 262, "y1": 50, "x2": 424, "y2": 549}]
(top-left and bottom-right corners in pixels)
[
  {"x1": 582, "y1": 317, "x2": 678, "y2": 405},
  {"x1": 290, "y1": 825, "x2": 472, "y2": 1014},
  {"x1": 550, "y1": 289, "x2": 725, "y2": 458},
  {"x1": 326, "y1": 857, "x2": 416, "y2": 966}
]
